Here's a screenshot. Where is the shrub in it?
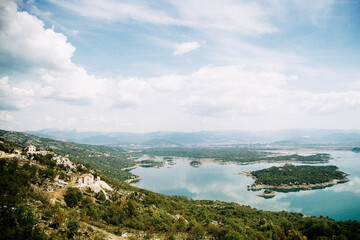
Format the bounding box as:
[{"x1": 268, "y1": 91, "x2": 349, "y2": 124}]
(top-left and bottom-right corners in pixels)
[
  {"x1": 96, "y1": 191, "x2": 106, "y2": 202},
  {"x1": 66, "y1": 217, "x2": 79, "y2": 238},
  {"x1": 64, "y1": 187, "x2": 82, "y2": 207}
]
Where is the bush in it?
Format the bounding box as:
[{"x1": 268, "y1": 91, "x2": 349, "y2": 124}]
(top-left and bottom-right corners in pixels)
[
  {"x1": 66, "y1": 217, "x2": 79, "y2": 238},
  {"x1": 64, "y1": 187, "x2": 82, "y2": 207},
  {"x1": 96, "y1": 191, "x2": 106, "y2": 202},
  {"x1": 0, "y1": 206, "x2": 47, "y2": 240},
  {"x1": 224, "y1": 231, "x2": 242, "y2": 240},
  {"x1": 188, "y1": 224, "x2": 205, "y2": 240}
]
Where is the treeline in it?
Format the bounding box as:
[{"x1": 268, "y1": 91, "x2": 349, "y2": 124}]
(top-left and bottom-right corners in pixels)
[
  {"x1": 265, "y1": 154, "x2": 330, "y2": 163},
  {"x1": 251, "y1": 165, "x2": 348, "y2": 186},
  {"x1": 141, "y1": 147, "x2": 267, "y2": 162}
]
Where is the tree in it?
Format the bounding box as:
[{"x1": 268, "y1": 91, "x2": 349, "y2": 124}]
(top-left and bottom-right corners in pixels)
[
  {"x1": 66, "y1": 217, "x2": 79, "y2": 238},
  {"x1": 96, "y1": 190, "x2": 106, "y2": 202},
  {"x1": 188, "y1": 224, "x2": 205, "y2": 240},
  {"x1": 64, "y1": 187, "x2": 82, "y2": 207},
  {"x1": 224, "y1": 231, "x2": 242, "y2": 240}
]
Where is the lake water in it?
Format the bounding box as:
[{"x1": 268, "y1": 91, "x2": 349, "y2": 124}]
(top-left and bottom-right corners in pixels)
[{"x1": 130, "y1": 151, "x2": 360, "y2": 221}]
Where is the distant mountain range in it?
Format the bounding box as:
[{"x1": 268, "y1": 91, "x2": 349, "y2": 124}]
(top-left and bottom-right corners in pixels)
[{"x1": 26, "y1": 129, "x2": 360, "y2": 146}]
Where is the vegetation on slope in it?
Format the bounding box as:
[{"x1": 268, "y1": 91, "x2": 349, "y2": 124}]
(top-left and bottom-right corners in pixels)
[
  {"x1": 250, "y1": 164, "x2": 349, "y2": 187},
  {"x1": 1, "y1": 136, "x2": 360, "y2": 239},
  {"x1": 0, "y1": 130, "x2": 136, "y2": 181}
]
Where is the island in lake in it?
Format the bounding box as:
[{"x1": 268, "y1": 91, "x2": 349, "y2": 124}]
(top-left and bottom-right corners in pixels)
[
  {"x1": 352, "y1": 147, "x2": 360, "y2": 153},
  {"x1": 190, "y1": 160, "x2": 202, "y2": 167},
  {"x1": 257, "y1": 189, "x2": 276, "y2": 198},
  {"x1": 242, "y1": 164, "x2": 349, "y2": 193}
]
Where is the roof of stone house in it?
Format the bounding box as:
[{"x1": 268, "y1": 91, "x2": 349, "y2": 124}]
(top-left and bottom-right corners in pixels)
[
  {"x1": 24, "y1": 145, "x2": 35, "y2": 150},
  {"x1": 78, "y1": 173, "x2": 94, "y2": 179}
]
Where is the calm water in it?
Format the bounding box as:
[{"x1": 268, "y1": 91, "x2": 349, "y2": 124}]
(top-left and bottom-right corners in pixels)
[{"x1": 131, "y1": 151, "x2": 360, "y2": 221}]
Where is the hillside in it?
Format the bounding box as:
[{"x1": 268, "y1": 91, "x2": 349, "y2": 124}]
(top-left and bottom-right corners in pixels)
[
  {"x1": 1, "y1": 137, "x2": 360, "y2": 240},
  {"x1": 0, "y1": 129, "x2": 136, "y2": 181}
]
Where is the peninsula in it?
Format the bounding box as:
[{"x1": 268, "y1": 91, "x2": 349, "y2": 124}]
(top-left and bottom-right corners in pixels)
[{"x1": 243, "y1": 164, "x2": 349, "y2": 191}]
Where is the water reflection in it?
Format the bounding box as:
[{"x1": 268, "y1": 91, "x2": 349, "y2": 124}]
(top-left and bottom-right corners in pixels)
[
  {"x1": 330, "y1": 176, "x2": 360, "y2": 195},
  {"x1": 131, "y1": 152, "x2": 360, "y2": 221}
]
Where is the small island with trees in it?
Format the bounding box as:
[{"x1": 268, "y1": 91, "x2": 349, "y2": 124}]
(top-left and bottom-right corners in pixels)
[
  {"x1": 352, "y1": 147, "x2": 360, "y2": 153},
  {"x1": 257, "y1": 189, "x2": 276, "y2": 198},
  {"x1": 242, "y1": 164, "x2": 349, "y2": 194},
  {"x1": 190, "y1": 160, "x2": 202, "y2": 167}
]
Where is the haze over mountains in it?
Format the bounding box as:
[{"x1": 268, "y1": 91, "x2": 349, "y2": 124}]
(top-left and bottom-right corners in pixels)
[{"x1": 27, "y1": 129, "x2": 360, "y2": 146}]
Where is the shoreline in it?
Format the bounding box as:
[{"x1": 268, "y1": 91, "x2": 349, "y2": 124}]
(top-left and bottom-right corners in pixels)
[
  {"x1": 121, "y1": 161, "x2": 164, "y2": 171},
  {"x1": 125, "y1": 177, "x2": 141, "y2": 185},
  {"x1": 248, "y1": 178, "x2": 349, "y2": 190},
  {"x1": 121, "y1": 165, "x2": 138, "y2": 171}
]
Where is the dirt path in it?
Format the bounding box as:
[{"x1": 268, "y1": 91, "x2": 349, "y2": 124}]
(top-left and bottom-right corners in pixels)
[{"x1": 49, "y1": 187, "x2": 67, "y2": 205}]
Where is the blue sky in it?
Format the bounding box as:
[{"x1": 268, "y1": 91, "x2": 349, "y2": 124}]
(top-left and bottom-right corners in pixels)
[{"x1": 1, "y1": 0, "x2": 360, "y2": 132}]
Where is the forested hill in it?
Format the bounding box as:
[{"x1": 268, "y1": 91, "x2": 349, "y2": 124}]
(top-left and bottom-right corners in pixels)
[
  {"x1": 1, "y1": 135, "x2": 360, "y2": 239},
  {"x1": 0, "y1": 129, "x2": 136, "y2": 181}
]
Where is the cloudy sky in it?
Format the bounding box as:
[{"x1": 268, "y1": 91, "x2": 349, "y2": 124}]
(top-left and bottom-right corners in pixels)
[{"x1": 1, "y1": 0, "x2": 360, "y2": 132}]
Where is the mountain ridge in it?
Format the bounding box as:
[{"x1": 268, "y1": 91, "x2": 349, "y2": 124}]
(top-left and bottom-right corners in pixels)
[{"x1": 26, "y1": 128, "x2": 360, "y2": 146}]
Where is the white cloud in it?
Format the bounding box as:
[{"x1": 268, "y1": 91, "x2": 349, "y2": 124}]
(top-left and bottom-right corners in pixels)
[
  {"x1": 114, "y1": 77, "x2": 153, "y2": 108},
  {"x1": 331, "y1": 177, "x2": 360, "y2": 195},
  {"x1": 173, "y1": 42, "x2": 200, "y2": 56},
  {"x1": 350, "y1": 80, "x2": 360, "y2": 89},
  {"x1": 46, "y1": 0, "x2": 337, "y2": 35},
  {"x1": 0, "y1": 76, "x2": 35, "y2": 110},
  {"x1": 44, "y1": 116, "x2": 53, "y2": 122},
  {"x1": 156, "y1": 65, "x2": 289, "y2": 116},
  {"x1": 0, "y1": 0, "x2": 110, "y2": 106},
  {"x1": 172, "y1": 0, "x2": 276, "y2": 34},
  {"x1": 47, "y1": 0, "x2": 178, "y2": 25},
  {"x1": 109, "y1": 65, "x2": 360, "y2": 118},
  {"x1": 0, "y1": 0, "x2": 75, "y2": 72},
  {"x1": 40, "y1": 66, "x2": 110, "y2": 105},
  {"x1": 0, "y1": 112, "x2": 13, "y2": 122},
  {"x1": 48, "y1": 0, "x2": 277, "y2": 35}
]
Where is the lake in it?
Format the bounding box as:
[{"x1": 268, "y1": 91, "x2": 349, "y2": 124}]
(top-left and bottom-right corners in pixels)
[{"x1": 131, "y1": 150, "x2": 360, "y2": 221}]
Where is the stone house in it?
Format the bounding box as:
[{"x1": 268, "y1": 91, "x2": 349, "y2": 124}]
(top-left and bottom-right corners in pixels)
[
  {"x1": 24, "y1": 145, "x2": 36, "y2": 154},
  {"x1": 77, "y1": 173, "x2": 94, "y2": 186}
]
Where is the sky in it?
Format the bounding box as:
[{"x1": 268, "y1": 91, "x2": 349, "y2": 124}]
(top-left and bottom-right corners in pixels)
[{"x1": 0, "y1": 0, "x2": 360, "y2": 133}]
